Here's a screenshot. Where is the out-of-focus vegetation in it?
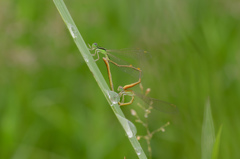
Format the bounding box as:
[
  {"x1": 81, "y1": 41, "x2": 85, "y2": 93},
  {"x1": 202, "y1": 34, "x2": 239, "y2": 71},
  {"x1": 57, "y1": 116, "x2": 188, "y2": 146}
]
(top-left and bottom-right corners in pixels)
[{"x1": 1, "y1": 0, "x2": 240, "y2": 158}]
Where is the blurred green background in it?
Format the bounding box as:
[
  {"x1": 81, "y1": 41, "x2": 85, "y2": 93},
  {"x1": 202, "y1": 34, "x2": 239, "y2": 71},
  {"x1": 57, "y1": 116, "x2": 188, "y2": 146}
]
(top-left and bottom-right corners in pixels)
[{"x1": 1, "y1": 0, "x2": 240, "y2": 158}]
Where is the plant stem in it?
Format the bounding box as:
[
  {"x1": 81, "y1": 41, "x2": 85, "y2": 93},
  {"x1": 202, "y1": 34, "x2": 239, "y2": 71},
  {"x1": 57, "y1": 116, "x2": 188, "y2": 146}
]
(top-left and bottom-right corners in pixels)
[{"x1": 53, "y1": 0, "x2": 147, "y2": 158}]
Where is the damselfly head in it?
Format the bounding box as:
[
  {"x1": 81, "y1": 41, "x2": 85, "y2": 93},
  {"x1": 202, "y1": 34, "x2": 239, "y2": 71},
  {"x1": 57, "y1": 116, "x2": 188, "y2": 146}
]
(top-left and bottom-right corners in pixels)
[
  {"x1": 117, "y1": 86, "x2": 124, "y2": 92},
  {"x1": 92, "y1": 43, "x2": 98, "y2": 48}
]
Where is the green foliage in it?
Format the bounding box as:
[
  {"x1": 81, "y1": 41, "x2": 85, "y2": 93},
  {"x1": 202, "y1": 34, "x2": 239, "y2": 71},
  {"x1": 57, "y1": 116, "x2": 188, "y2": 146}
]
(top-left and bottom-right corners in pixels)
[
  {"x1": 212, "y1": 126, "x2": 223, "y2": 159},
  {"x1": 53, "y1": 1, "x2": 147, "y2": 158},
  {"x1": 0, "y1": 0, "x2": 239, "y2": 158},
  {"x1": 201, "y1": 99, "x2": 215, "y2": 159}
]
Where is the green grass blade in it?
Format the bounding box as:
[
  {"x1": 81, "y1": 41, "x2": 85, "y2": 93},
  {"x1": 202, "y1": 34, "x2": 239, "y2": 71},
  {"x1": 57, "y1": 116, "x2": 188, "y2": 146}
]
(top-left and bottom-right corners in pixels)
[
  {"x1": 201, "y1": 98, "x2": 215, "y2": 159},
  {"x1": 212, "y1": 125, "x2": 223, "y2": 159},
  {"x1": 52, "y1": 0, "x2": 147, "y2": 158}
]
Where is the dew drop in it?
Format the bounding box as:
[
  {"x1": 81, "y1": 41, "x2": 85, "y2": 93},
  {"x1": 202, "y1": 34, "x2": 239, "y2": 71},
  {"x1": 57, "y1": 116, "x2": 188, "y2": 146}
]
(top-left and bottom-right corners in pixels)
[
  {"x1": 127, "y1": 120, "x2": 137, "y2": 138},
  {"x1": 83, "y1": 55, "x2": 89, "y2": 62},
  {"x1": 68, "y1": 24, "x2": 77, "y2": 39},
  {"x1": 107, "y1": 91, "x2": 120, "y2": 106},
  {"x1": 134, "y1": 147, "x2": 142, "y2": 156},
  {"x1": 116, "y1": 114, "x2": 137, "y2": 138}
]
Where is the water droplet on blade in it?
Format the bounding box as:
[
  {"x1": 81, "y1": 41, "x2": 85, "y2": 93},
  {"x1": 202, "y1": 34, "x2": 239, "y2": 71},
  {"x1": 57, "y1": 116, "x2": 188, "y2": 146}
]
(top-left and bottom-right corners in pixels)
[
  {"x1": 116, "y1": 114, "x2": 137, "y2": 138},
  {"x1": 107, "y1": 91, "x2": 120, "y2": 106},
  {"x1": 67, "y1": 24, "x2": 77, "y2": 39},
  {"x1": 83, "y1": 55, "x2": 89, "y2": 62},
  {"x1": 134, "y1": 147, "x2": 142, "y2": 156}
]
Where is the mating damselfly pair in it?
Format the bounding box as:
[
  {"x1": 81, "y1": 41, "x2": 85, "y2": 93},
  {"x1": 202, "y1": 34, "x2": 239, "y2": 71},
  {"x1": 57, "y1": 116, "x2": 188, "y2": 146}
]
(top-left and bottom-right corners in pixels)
[{"x1": 88, "y1": 43, "x2": 177, "y2": 113}]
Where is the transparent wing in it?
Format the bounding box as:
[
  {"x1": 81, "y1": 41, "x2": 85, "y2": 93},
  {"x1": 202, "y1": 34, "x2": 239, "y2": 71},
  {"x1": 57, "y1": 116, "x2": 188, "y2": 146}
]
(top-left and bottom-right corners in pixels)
[
  {"x1": 107, "y1": 53, "x2": 141, "y2": 79},
  {"x1": 106, "y1": 48, "x2": 151, "y2": 61},
  {"x1": 135, "y1": 93, "x2": 178, "y2": 113}
]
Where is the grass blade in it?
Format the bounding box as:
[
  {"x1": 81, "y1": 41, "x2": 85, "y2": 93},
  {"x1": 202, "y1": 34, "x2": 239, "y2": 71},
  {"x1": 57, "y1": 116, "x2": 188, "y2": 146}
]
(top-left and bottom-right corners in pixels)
[
  {"x1": 212, "y1": 125, "x2": 223, "y2": 159},
  {"x1": 53, "y1": 0, "x2": 147, "y2": 158},
  {"x1": 201, "y1": 98, "x2": 215, "y2": 159}
]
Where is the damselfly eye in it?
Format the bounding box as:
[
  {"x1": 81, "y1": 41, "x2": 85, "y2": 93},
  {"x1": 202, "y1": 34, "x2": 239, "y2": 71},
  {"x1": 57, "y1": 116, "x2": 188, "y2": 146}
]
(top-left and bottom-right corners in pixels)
[{"x1": 93, "y1": 43, "x2": 98, "y2": 46}]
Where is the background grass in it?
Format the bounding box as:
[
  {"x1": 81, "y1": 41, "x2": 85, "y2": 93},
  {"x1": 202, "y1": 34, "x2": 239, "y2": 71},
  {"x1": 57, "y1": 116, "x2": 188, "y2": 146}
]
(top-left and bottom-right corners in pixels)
[{"x1": 1, "y1": 0, "x2": 240, "y2": 158}]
